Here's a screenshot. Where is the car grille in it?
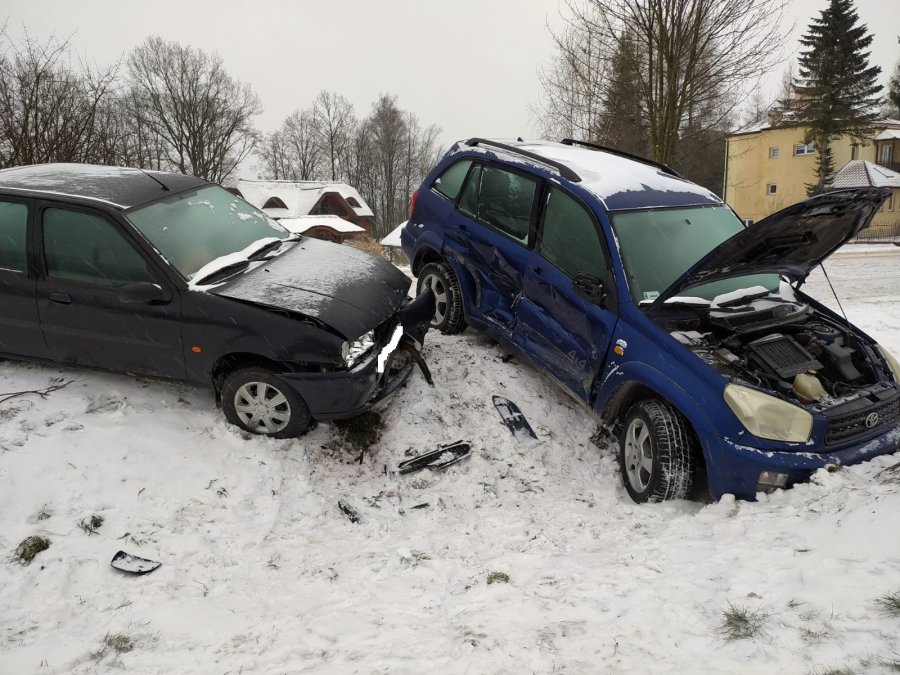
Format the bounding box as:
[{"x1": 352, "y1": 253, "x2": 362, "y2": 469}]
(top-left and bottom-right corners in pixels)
[{"x1": 825, "y1": 393, "x2": 900, "y2": 445}]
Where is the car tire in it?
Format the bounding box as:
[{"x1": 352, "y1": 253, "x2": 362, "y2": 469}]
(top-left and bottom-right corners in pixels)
[
  {"x1": 618, "y1": 399, "x2": 695, "y2": 503},
  {"x1": 222, "y1": 368, "x2": 313, "y2": 438},
  {"x1": 417, "y1": 261, "x2": 467, "y2": 334}
]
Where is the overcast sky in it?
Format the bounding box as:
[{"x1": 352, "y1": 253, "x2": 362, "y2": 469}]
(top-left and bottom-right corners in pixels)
[{"x1": 2, "y1": 0, "x2": 898, "y2": 151}]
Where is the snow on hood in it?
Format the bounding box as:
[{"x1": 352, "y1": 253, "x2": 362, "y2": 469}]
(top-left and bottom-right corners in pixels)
[{"x1": 207, "y1": 238, "x2": 411, "y2": 339}]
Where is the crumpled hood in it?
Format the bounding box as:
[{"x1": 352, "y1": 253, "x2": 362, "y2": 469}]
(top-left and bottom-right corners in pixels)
[
  {"x1": 653, "y1": 187, "x2": 891, "y2": 306},
  {"x1": 209, "y1": 237, "x2": 411, "y2": 339}
]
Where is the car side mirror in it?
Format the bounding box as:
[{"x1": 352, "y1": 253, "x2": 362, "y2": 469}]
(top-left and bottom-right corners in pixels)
[
  {"x1": 572, "y1": 273, "x2": 606, "y2": 304},
  {"x1": 119, "y1": 282, "x2": 165, "y2": 304}
]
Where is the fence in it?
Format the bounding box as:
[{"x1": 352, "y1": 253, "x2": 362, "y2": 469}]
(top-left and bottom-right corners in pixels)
[{"x1": 854, "y1": 223, "x2": 900, "y2": 243}]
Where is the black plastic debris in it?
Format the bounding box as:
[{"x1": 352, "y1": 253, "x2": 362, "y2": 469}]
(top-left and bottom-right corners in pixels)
[
  {"x1": 493, "y1": 395, "x2": 537, "y2": 440},
  {"x1": 397, "y1": 441, "x2": 471, "y2": 475},
  {"x1": 111, "y1": 550, "x2": 161, "y2": 575},
  {"x1": 338, "y1": 500, "x2": 361, "y2": 523}
]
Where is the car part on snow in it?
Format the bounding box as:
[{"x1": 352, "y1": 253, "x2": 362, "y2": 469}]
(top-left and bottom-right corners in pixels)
[
  {"x1": 493, "y1": 396, "x2": 537, "y2": 440},
  {"x1": 618, "y1": 400, "x2": 696, "y2": 503},
  {"x1": 222, "y1": 368, "x2": 313, "y2": 438},
  {"x1": 338, "y1": 500, "x2": 361, "y2": 523},
  {"x1": 396, "y1": 441, "x2": 472, "y2": 474},
  {"x1": 416, "y1": 261, "x2": 467, "y2": 334},
  {"x1": 111, "y1": 550, "x2": 161, "y2": 575}
]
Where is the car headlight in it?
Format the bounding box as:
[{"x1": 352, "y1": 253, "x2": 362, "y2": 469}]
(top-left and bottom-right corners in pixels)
[
  {"x1": 875, "y1": 345, "x2": 900, "y2": 384},
  {"x1": 723, "y1": 384, "x2": 813, "y2": 443},
  {"x1": 343, "y1": 331, "x2": 375, "y2": 367}
]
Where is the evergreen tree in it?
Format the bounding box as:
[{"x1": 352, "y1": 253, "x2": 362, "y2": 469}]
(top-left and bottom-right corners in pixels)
[
  {"x1": 889, "y1": 37, "x2": 900, "y2": 118},
  {"x1": 792, "y1": 0, "x2": 882, "y2": 195}
]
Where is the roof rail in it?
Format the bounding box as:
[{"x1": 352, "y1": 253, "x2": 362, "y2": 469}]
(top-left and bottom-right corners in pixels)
[
  {"x1": 560, "y1": 138, "x2": 681, "y2": 177},
  {"x1": 465, "y1": 138, "x2": 581, "y2": 182}
]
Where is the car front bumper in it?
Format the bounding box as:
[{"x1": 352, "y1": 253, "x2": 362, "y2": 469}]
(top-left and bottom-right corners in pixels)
[
  {"x1": 280, "y1": 290, "x2": 435, "y2": 421},
  {"x1": 710, "y1": 424, "x2": 900, "y2": 500}
]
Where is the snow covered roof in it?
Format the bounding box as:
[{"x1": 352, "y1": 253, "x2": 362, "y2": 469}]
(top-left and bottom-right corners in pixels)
[
  {"x1": 380, "y1": 222, "x2": 406, "y2": 247},
  {"x1": 875, "y1": 128, "x2": 900, "y2": 141},
  {"x1": 278, "y1": 215, "x2": 365, "y2": 235},
  {"x1": 829, "y1": 160, "x2": 900, "y2": 189},
  {"x1": 728, "y1": 117, "x2": 900, "y2": 138},
  {"x1": 235, "y1": 179, "x2": 375, "y2": 219}
]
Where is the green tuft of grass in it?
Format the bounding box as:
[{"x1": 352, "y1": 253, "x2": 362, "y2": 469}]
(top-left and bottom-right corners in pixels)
[
  {"x1": 78, "y1": 514, "x2": 104, "y2": 535},
  {"x1": 335, "y1": 411, "x2": 384, "y2": 452},
  {"x1": 487, "y1": 571, "x2": 511, "y2": 585},
  {"x1": 14, "y1": 536, "x2": 50, "y2": 565},
  {"x1": 875, "y1": 590, "x2": 900, "y2": 617},
  {"x1": 717, "y1": 601, "x2": 767, "y2": 640}
]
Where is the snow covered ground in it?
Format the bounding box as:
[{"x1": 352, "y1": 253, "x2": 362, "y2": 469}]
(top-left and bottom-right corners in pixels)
[{"x1": 1, "y1": 245, "x2": 899, "y2": 674}]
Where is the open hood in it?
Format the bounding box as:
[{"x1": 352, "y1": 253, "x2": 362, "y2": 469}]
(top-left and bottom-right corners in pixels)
[
  {"x1": 208, "y1": 237, "x2": 411, "y2": 339},
  {"x1": 652, "y1": 187, "x2": 891, "y2": 307}
]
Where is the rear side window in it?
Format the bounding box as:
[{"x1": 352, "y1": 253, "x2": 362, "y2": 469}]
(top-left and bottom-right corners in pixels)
[
  {"x1": 0, "y1": 201, "x2": 28, "y2": 272},
  {"x1": 540, "y1": 187, "x2": 610, "y2": 285},
  {"x1": 43, "y1": 208, "x2": 153, "y2": 287},
  {"x1": 457, "y1": 164, "x2": 537, "y2": 245},
  {"x1": 432, "y1": 160, "x2": 472, "y2": 201}
]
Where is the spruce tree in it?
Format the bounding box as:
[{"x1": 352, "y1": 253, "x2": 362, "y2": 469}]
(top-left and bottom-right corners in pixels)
[
  {"x1": 793, "y1": 0, "x2": 882, "y2": 195},
  {"x1": 889, "y1": 38, "x2": 900, "y2": 118}
]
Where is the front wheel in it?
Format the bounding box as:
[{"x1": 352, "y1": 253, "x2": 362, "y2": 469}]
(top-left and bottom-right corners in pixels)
[
  {"x1": 416, "y1": 261, "x2": 467, "y2": 334},
  {"x1": 618, "y1": 399, "x2": 696, "y2": 503},
  {"x1": 222, "y1": 368, "x2": 313, "y2": 438}
]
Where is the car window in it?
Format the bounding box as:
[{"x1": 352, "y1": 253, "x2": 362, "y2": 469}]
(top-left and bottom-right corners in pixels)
[
  {"x1": 0, "y1": 200, "x2": 28, "y2": 272},
  {"x1": 457, "y1": 164, "x2": 536, "y2": 245},
  {"x1": 432, "y1": 160, "x2": 472, "y2": 201},
  {"x1": 43, "y1": 208, "x2": 153, "y2": 287},
  {"x1": 540, "y1": 187, "x2": 610, "y2": 286},
  {"x1": 127, "y1": 184, "x2": 289, "y2": 279}
]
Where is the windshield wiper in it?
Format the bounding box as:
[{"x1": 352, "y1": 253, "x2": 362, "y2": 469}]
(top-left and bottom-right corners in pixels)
[
  {"x1": 247, "y1": 239, "x2": 286, "y2": 261},
  {"x1": 193, "y1": 260, "x2": 250, "y2": 285}
]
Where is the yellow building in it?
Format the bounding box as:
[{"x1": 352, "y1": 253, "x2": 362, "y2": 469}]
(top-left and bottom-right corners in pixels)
[{"x1": 723, "y1": 117, "x2": 900, "y2": 233}]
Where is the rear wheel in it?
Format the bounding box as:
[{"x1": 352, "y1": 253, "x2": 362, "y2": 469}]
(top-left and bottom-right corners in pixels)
[
  {"x1": 222, "y1": 368, "x2": 313, "y2": 438},
  {"x1": 618, "y1": 399, "x2": 695, "y2": 503},
  {"x1": 417, "y1": 261, "x2": 467, "y2": 334}
]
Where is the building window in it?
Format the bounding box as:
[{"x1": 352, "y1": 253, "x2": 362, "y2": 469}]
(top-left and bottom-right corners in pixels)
[
  {"x1": 262, "y1": 196, "x2": 288, "y2": 209},
  {"x1": 888, "y1": 191, "x2": 895, "y2": 212},
  {"x1": 767, "y1": 184, "x2": 777, "y2": 195},
  {"x1": 880, "y1": 144, "x2": 893, "y2": 165},
  {"x1": 851, "y1": 144, "x2": 858, "y2": 161},
  {"x1": 769, "y1": 147, "x2": 779, "y2": 159},
  {"x1": 794, "y1": 143, "x2": 816, "y2": 156},
  {"x1": 345, "y1": 196, "x2": 361, "y2": 208}
]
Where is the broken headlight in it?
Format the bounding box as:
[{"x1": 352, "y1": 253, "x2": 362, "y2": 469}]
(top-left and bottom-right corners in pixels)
[
  {"x1": 342, "y1": 330, "x2": 375, "y2": 367},
  {"x1": 723, "y1": 384, "x2": 812, "y2": 443},
  {"x1": 876, "y1": 345, "x2": 900, "y2": 384}
]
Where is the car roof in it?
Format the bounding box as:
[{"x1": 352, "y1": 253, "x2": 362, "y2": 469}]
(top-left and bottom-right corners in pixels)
[
  {"x1": 0, "y1": 163, "x2": 211, "y2": 209},
  {"x1": 455, "y1": 139, "x2": 723, "y2": 211}
]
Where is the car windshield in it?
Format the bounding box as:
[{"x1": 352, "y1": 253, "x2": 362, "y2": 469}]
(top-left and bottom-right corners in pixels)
[
  {"x1": 610, "y1": 205, "x2": 779, "y2": 303},
  {"x1": 126, "y1": 185, "x2": 290, "y2": 280}
]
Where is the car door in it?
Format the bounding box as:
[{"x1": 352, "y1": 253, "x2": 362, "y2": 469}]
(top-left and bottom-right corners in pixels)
[
  {"x1": 446, "y1": 162, "x2": 539, "y2": 332},
  {"x1": 34, "y1": 201, "x2": 186, "y2": 380},
  {"x1": 0, "y1": 196, "x2": 52, "y2": 360},
  {"x1": 516, "y1": 185, "x2": 618, "y2": 401}
]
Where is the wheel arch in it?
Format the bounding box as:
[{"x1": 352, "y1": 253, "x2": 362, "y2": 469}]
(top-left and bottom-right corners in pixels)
[
  {"x1": 212, "y1": 353, "x2": 296, "y2": 403},
  {"x1": 412, "y1": 245, "x2": 442, "y2": 275}
]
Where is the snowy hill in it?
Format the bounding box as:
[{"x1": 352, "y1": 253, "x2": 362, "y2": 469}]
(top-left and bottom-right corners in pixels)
[{"x1": 1, "y1": 246, "x2": 899, "y2": 674}]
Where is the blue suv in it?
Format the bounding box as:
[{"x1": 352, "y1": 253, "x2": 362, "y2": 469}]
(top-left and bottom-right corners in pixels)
[{"x1": 401, "y1": 138, "x2": 900, "y2": 502}]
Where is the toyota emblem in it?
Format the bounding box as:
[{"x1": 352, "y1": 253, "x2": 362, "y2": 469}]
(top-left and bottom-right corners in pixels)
[{"x1": 865, "y1": 412, "x2": 880, "y2": 429}]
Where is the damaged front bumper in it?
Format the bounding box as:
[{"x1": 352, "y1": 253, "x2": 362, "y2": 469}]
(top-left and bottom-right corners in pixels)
[{"x1": 281, "y1": 290, "x2": 435, "y2": 421}]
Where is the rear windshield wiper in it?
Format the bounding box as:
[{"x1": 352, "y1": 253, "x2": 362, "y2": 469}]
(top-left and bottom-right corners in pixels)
[{"x1": 193, "y1": 260, "x2": 250, "y2": 285}]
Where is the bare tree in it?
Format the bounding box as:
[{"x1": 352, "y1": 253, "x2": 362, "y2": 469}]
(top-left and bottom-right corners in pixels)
[
  {"x1": 311, "y1": 90, "x2": 356, "y2": 181},
  {"x1": 539, "y1": 0, "x2": 789, "y2": 166},
  {"x1": 125, "y1": 36, "x2": 261, "y2": 183},
  {"x1": 0, "y1": 29, "x2": 118, "y2": 167}
]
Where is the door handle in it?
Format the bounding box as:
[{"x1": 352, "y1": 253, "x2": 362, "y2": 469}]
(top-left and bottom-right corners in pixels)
[
  {"x1": 458, "y1": 223, "x2": 469, "y2": 233},
  {"x1": 532, "y1": 266, "x2": 544, "y2": 276},
  {"x1": 49, "y1": 292, "x2": 72, "y2": 305}
]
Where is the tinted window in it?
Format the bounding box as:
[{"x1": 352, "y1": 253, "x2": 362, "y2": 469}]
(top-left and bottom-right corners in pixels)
[
  {"x1": 540, "y1": 188, "x2": 609, "y2": 284},
  {"x1": 0, "y1": 201, "x2": 28, "y2": 272},
  {"x1": 432, "y1": 160, "x2": 472, "y2": 201},
  {"x1": 457, "y1": 164, "x2": 536, "y2": 244},
  {"x1": 43, "y1": 208, "x2": 153, "y2": 286},
  {"x1": 458, "y1": 164, "x2": 482, "y2": 218}
]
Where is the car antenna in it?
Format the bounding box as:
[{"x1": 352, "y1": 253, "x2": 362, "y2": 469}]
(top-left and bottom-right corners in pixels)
[{"x1": 141, "y1": 169, "x2": 170, "y2": 192}]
